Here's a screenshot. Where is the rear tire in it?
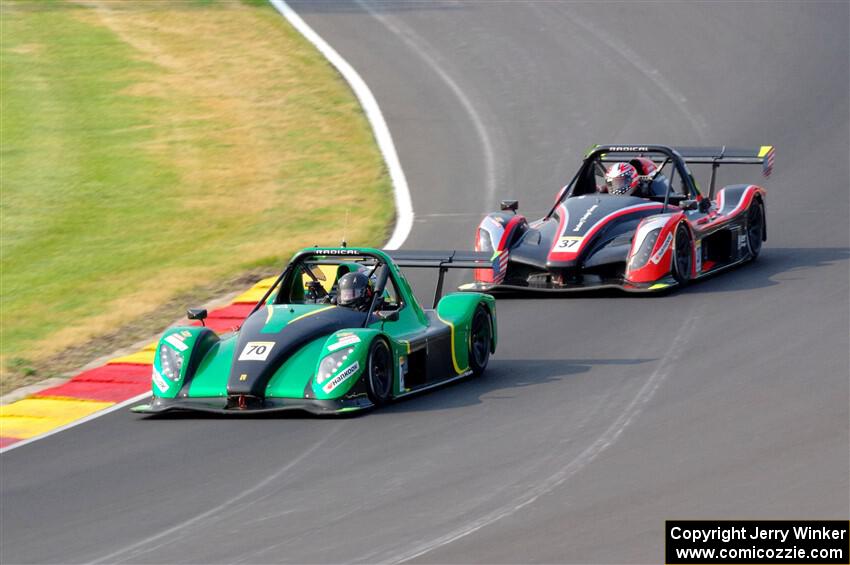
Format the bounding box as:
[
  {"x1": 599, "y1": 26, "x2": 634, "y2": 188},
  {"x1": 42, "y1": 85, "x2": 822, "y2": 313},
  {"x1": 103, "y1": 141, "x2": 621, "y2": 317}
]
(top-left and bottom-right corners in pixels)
[
  {"x1": 469, "y1": 305, "x2": 492, "y2": 377},
  {"x1": 672, "y1": 223, "x2": 693, "y2": 286},
  {"x1": 746, "y1": 200, "x2": 765, "y2": 260},
  {"x1": 366, "y1": 338, "x2": 392, "y2": 405}
]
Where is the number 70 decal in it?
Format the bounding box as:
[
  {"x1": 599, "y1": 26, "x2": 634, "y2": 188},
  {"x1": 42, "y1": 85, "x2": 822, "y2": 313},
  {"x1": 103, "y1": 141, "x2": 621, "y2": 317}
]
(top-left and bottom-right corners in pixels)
[
  {"x1": 239, "y1": 341, "x2": 275, "y2": 361},
  {"x1": 557, "y1": 236, "x2": 583, "y2": 250}
]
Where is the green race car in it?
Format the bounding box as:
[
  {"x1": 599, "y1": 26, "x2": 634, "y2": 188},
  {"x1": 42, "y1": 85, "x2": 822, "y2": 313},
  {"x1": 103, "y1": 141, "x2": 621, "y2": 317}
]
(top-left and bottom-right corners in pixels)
[{"x1": 132, "y1": 247, "x2": 497, "y2": 415}]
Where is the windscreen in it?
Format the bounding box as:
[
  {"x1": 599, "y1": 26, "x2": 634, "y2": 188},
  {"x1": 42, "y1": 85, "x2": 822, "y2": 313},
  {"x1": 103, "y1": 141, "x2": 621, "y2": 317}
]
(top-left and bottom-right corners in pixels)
[{"x1": 276, "y1": 254, "x2": 380, "y2": 305}]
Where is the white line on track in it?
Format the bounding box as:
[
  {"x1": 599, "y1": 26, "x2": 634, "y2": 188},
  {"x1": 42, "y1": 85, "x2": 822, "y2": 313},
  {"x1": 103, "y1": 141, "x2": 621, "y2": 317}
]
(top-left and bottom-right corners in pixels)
[
  {"x1": 374, "y1": 309, "x2": 703, "y2": 563},
  {"x1": 355, "y1": 0, "x2": 500, "y2": 211},
  {"x1": 269, "y1": 0, "x2": 414, "y2": 251},
  {"x1": 0, "y1": 391, "x2": 152, "y2": 455},
  {"x1": 87, "y1": 430, "x2": 337, "y2": 564},
  {"x1": 559, "y1": 9, "x2": 709, "y2": 143}
]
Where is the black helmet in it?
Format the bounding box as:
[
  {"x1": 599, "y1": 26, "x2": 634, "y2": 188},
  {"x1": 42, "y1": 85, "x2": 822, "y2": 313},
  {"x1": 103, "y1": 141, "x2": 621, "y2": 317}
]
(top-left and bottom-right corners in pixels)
[{"x1": 337, "y1": 271, "x2": 373, "y2": 310}]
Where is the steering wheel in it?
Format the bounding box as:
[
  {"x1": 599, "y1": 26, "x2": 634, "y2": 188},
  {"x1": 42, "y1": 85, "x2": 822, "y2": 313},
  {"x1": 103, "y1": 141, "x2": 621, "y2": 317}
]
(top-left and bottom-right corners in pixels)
[{"x1": 304, "y1": 279, "x2": 329, "y2": 302}]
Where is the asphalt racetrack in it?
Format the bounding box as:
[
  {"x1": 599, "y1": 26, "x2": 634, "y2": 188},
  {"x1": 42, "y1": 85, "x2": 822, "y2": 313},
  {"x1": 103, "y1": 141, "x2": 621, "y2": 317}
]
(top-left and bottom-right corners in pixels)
[{"x1": 1, "y1": 2, "x2": 847, "y2": 563}]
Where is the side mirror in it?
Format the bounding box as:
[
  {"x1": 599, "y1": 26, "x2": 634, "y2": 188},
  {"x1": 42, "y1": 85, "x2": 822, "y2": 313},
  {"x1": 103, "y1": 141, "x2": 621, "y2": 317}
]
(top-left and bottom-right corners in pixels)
[
  {"x1": 699, "y1": 198, "x2": 712, "y2": 213},
  {"x1": 376, "y1": 310, "x2": 400, "y2": 322},
  {"x1": 680, "y1": 199, "x2": 699, "y2": 211},
  {"x1": 187, "y1": 308, "x2": 208, "y2": 326},
  {"x1": 500, "y1": 199, "x2": 519, "y2": 212}
]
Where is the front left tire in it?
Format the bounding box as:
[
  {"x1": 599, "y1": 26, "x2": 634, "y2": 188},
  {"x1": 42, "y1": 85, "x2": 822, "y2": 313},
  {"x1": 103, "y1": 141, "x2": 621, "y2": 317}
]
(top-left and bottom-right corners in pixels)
[
  {"x1": 469, "y1": 305, "x2": 492, "y2": 377},
  {"x1": 366, "y1": 338, "x2": 392, "y2": 405},
  {"x1": 746, "y1": 199, "x2": 765, "y2": 260},
  {"x1": 672, "y1": 223, "x2": 693, "y2": 285}
]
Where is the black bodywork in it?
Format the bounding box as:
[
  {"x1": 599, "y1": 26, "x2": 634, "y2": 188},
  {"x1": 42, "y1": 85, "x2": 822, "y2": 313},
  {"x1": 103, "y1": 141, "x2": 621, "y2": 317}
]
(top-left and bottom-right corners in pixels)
[{"x1": 465, "y1": 144, "x2": 772, "y2": 292}]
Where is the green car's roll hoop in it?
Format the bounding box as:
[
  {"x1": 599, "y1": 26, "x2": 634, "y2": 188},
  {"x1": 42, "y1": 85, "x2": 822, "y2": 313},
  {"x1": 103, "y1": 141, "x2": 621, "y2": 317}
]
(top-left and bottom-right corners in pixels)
[{"x1": 133, "y1": 247, "x2": 499, "y2": 416}]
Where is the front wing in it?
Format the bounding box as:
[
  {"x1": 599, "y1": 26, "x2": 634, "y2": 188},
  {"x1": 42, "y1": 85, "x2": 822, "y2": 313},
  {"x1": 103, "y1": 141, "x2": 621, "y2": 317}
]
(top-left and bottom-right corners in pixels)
[
  {"x1": 460, "y1": 276, "x2": 678, "y2": 294},
  {"x1": 131, "y1": 395, "x2": 374, "y2": 416}
]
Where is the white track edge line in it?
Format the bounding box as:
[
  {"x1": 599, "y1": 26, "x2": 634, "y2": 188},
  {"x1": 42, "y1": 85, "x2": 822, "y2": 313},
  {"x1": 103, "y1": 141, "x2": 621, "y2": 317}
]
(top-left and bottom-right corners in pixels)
[
  {"x1": 0, "y1": 391, "x2": 152, "y2": 454},
  {"x1": 268, "y1": 0, "x2": 414, "y2": 251},
  {"x1": 1, "y1": 2, "x2": 414, "y2": 454}
]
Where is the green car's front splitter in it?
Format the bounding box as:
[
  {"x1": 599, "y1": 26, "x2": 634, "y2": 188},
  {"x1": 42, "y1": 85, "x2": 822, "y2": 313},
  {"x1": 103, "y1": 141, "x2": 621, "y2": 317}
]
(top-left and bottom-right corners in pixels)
[{"x1": 131, "y1": 395, "x2": 373, "y2": 416}]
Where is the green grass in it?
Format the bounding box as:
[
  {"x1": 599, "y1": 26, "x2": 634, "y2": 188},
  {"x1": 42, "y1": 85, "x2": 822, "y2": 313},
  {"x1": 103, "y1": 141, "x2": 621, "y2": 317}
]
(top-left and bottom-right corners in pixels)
[{"x1": 0, "y1": 0, "x2": 393, "y2": 388}]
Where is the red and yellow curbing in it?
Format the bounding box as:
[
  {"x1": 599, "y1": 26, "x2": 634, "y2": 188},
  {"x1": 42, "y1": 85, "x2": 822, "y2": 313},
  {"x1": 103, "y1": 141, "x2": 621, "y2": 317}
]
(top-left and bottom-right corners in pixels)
[{"x1": 0, "y1": 276, "x2": 277, "y2": 450}]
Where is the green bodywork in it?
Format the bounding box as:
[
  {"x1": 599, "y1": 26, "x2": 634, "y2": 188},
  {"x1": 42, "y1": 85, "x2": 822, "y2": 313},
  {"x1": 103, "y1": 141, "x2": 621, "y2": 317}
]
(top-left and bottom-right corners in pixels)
[{"x1": 134, "y1": 248, "x2": 496, "y2": 415}]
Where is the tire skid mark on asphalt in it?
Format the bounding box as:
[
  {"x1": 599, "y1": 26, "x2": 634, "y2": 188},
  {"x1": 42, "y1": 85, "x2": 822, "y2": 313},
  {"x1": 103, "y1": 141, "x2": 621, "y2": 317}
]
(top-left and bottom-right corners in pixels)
[
  {"x1": 86, "y1": 429, "x2": 337, "y2": 564},
  {"x1": 235, "y1": 499, "x2": 366, "y2": 564},
  {"x1": 545, "y1": 6, "x2": 709, "y2": 143},
  {"x1": 348, "y1": 357, "x2": 642, "y2": 565},
  {"x1": 367, "y1": 308, "x2": 704, "y2": 564},
  {"x1": 188, "y1": 384, "x2": 628, "y2": 565},
  {"x1": 355, "y1": 0, "x2": 501, "y2": 212}
]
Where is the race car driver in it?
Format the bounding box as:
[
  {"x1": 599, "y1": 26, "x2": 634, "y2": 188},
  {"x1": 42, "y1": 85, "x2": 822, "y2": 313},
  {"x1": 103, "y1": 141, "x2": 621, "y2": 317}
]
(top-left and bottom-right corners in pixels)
[
  {"x1": 336, "y1": 271, "x2": 374, "y2": 312},
  {"x1": 604, "y1": 158, "x2": 659, "y2": 196},
  {"x1": 604, "y1": 162, "x2": 641, "y2": 195}
]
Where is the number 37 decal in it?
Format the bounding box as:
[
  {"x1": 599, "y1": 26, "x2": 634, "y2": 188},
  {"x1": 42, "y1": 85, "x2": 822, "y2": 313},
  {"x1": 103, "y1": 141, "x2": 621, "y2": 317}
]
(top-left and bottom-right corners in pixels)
[
  {"x1": 239, "y1": 341, "x2": 275, "y2": 361},
  {"x1": 556, "y1": 236, "x2": 583, "y2": 250}
]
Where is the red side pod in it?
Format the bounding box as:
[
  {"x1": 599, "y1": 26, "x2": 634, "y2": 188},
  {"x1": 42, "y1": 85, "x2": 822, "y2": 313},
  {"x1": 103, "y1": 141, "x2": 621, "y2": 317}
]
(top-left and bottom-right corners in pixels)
[
  {"x1": 474, "y1": 213, "x2": 525, "y2": 283},
  {"x1": 499, "y1": 215, "x2": 526, "y2": 250},
  {"x1": 625, "y1": 212, "x2": 685, "y2": 283},
  {"x1": 474, "y1": 224, "x2": 494, "y2": 283},
  {"x1": 709, "y1": 184, "x2": 766, "y2": 227}
]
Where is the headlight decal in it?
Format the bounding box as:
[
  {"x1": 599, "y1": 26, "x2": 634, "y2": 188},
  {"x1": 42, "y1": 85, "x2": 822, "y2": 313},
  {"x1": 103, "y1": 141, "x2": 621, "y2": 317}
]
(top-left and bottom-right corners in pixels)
[
  {"x1": 630, "y1": 227, "x2": 661, "y2": 270},
  {"x1": 316, "y1": 346, "x2": 356, "y2": 384},
  {"x1": 158, "y1": 344, "x2": 184, "y2": 381}
]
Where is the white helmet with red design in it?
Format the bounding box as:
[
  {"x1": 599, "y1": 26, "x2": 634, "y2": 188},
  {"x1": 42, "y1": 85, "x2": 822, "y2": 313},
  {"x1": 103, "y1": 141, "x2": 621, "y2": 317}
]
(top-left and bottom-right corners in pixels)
[{"x1": 605, "y1": 162, "x2": 640, "y2": 195}]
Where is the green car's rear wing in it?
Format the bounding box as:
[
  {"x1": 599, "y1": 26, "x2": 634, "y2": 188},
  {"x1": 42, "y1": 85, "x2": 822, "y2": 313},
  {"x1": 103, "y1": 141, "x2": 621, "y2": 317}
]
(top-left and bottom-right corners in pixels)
[{"x1": 388, "y1": 250, "x2": 495, "y2": 307}]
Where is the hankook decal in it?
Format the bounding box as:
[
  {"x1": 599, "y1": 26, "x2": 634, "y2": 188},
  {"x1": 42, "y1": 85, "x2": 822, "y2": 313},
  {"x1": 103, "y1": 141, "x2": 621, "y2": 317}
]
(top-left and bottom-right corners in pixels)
[
  {"x1": 650, "y1": 233, "x2": 673, "y2": 264},
  {"x1": 152, "y1": 368, "x2": 170, "y2": 392},
  {"x1": 322, "y1": 361, "x2": 360, "y2": 394}
]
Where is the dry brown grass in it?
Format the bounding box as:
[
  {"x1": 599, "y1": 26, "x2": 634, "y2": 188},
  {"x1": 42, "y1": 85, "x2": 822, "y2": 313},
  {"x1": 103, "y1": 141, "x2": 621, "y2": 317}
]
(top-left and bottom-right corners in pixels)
[{"x1": 1, "y1": 0, "x2": 392, "y2": 390}]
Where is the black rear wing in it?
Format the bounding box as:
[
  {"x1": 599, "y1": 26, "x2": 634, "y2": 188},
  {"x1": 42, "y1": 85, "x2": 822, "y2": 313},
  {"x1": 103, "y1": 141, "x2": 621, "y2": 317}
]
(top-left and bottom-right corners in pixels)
[
  {"x1": 388, "y1": 250, "x2": 495, "y2": 306},
  {"x1": 676, "y1": 146, "x2": 774, "y2": 198},
  {"x1": 675, "y1": 145, "x2": 774, "y2": 173},
  {"x1": 594, "y1": 144, "x2": 774, "y2": 199}
]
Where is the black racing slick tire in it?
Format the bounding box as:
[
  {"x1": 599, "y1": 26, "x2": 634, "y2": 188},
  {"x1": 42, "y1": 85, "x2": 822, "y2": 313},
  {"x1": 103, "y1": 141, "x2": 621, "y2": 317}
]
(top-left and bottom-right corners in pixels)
[
  {"x1": 366, "y1": 338, "x2": 392, "y2": 405},
  {"x1": 746, "y1": 199, "x2": 765, "y2": 260},
  {"x1": 672, "y1": 223, "x2": 693, "y2": 286},
  {"x1": 469, "y1": 305, "x2": 492, "y2": 377}
]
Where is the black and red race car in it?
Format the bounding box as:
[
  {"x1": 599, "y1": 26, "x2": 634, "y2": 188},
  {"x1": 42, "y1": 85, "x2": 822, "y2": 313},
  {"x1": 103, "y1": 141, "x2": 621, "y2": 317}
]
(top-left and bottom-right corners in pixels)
[{"x1": 460, "y1": 144, "x2": 774, "y2": 293}]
